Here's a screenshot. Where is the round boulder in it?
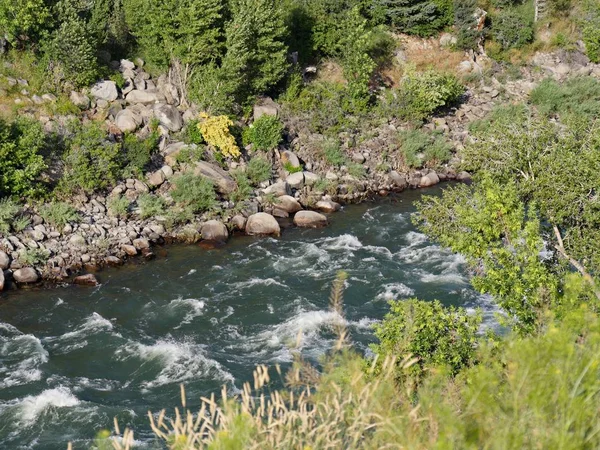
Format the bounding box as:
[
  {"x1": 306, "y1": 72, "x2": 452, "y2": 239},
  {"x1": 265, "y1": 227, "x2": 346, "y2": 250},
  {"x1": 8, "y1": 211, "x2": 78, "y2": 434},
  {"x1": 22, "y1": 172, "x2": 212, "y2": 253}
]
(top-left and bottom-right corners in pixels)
[
  {"x1": 315, "y1": 200, "x2": 341, "y2": 213},
  {"x1": 276, "y1": 195, "x2": 302, "y2": 213},
  {"x1": 0, "y1": 251, "x2": 10, "y2": 270},
  {"x1": 201, "y1": 220, "x2": 229, "y2": 242},
  {"x1": 73, "y1": 274, "x2": 99, "y2": 286},
  {"x1": 293, "y1": 211, "x2": 328, "y2": 228},
  {"x1": 13, "y1": 268, "x2": 39, "y2": 284},
  {"x1": 419, "y1": 172, "x2": 440, "y2": 187},
  {"x1": 246, "y1": 213, "x2": 281, "y2": 236},
  {"x1": 286, "y1": 172, "x2": 304, "y2": 189}
]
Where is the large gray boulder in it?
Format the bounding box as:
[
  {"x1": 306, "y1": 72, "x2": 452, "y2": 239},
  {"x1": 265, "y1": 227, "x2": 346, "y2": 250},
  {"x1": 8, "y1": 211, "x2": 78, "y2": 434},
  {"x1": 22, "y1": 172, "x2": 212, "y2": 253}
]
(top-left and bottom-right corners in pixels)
[
  {"x1": 193, "y1": 161, "x2": 237, "y2": 194},
  {"x1": 0, "y1": 270, "x2": 4, "y2": 291},
  {"x1": 293, "y1": 211, "x2": 328, "y2": 228},
  {"x1": 315, "y1": 200, "x2": 341, "y2": 213},
  {"x1": 115, "y1": 109, "x2": 142, "y2": 133},
  {"x1": 276, "y1": 195, "x2": 302, "y2": 213},
  {"x1": 13, "y1": 268, "x2": 39, "y2": 284},
  {"x1": 70, "y1": 91, "x2": 90, "y2": 110},
  {"x1": 0, "y1": 250, "x2": 10, "y2": 269},
  {"x1": 153, "y1": 104, "x2": 183, "y2": 132},
  {"x1": 263, "y1": 181, "x2": 291, "y2": 197},
  {"x1": 286, "y1": 172, "x2": 304, "y2": 189},
  {"x1": 201, "y1": 220, "x2": 229, "y2": 242},
  {"x1": 389, "y1": 171, "x2": 408, "y2": 190},
  {"x1": 91, "y1": 81, "x2": 118, "y2": 102},
  {"x1": 246, "y1": 213, "x2": 281, "y2": 236},
  {"x1": 281, "y1": 150, "x2": 300, "y2": 168},
  {"x1": 419, "y1": 172, "x2": 440, "y2": 187},
  {"x1": 126, "y1": 90, "x2": 162, "y2": 104},
  {"x1": 253, "y1": 98, "x2": 279, "y2": 120}
]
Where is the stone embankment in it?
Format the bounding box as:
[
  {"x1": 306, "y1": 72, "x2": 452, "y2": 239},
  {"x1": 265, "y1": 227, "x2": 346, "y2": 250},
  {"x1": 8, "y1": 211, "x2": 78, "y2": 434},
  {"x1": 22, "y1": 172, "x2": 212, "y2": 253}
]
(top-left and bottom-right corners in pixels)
[{"x1": 2, "y1": 46, "x2": 598, "y2": 291}]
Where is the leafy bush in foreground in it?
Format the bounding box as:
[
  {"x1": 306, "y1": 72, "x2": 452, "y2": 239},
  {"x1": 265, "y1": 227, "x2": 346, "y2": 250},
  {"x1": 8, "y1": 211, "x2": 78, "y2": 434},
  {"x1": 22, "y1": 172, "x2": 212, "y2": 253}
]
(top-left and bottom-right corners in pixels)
[
  {"x1": 38, "y1": 202, "x2": 80, "y2": 228},
  {"x1": 245, "y1": 115, "x2": 284, "y2": 151},
  {"x1": 171, "y1": 173, "x2": 217, "y2": 213},
  {"x1": 246, "y1": 156, "x2": 272, "y2": 184}
]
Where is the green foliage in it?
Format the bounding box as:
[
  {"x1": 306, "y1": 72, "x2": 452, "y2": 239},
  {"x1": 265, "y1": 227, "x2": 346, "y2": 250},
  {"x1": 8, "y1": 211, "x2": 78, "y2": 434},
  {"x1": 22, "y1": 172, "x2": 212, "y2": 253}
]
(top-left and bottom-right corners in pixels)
[
  {"x1": 0, "y1": 118, "x2": 47, "y2": 198},
  {"x1": 183, "y1": 120, "x2": 205, "y2": 145},
  {"x1": 0, "y1": 0, "x2": 50, "y2": 43},
  {"x1": 122, "y1": 131, "x2": 159, "y2": 178},
  {"x1": 378, "y1": 0, "x2": 453, "y2": 36},
  {"x1": 38, "y1": 202, "x2": 80, "y2": 227},
  {"x1": 384, "y1": 68, "x2": 464, "y2": 121},
  {"x1": 492, "y1": 8, "x2": 534, "y2": 50},
  {"x1": 246, "y1": 156, "x2": 272, "y2": 184},
  {"x1": 423, "y1": 135, "x2": 452, "y2": 167},
  {"x1": 230, "y1": 170, "x2": 253, "y2": 203},
  {"x1": 44, "y1": 1, "x2": 100, "y2": 88},
  {"x1": 59, "y1": 123, "x2": 122, "y2": 194},
  {"x1": 582, "y1": 0, "x2": 600, "y2": 62},
  {"x1": 247, "y1": 115, "x2": 284, "y2": 151},
  {"x1": 530, "y1": 76, "x2": 600, "y2": 119},
  {"x1": 372, "y1": 299, "x2": 481, "y2": 379},
  {"x1": 347, "y1": 162, "x2": 367, "y2": 179},
  {"x1": 397, "y1": 129, "x2": 451, "y2": 168},
  {"x1": 0, "y1": 198, "x2": 23, "y2": 234},
  {"x1": 137, "y1": 193, "x2": 166, "y2": 219},
  {"x1": 414, "y1": 176, "x2": 560, "y2": 334},
  {"x1": 462, "y1": 111, "x2": 600, "y2": 278},
  {"x1": 107, "y1": 195, "x2": 130, "y2": 218},
  {"x1": 322, "y1": 140, "x2": 347, "y2": 167},
  {"x1": 123, "y1": 0, "x2": 225, "y2": 69},
  {"x1": 283, "y1": 162, "x2": 303, "y2": 173},
  {"x1": 175, "y1": 145, "x2": 205, "y2": 165},
  {"x1": 171, "y1": 173, "x2": 217, "y2": 212},
  {"x1": 454, "y1": 0, "x2": 481, "y2": 50},
  {"x1": 17, "y1": 247, "x2": 50, "y2": 266}
]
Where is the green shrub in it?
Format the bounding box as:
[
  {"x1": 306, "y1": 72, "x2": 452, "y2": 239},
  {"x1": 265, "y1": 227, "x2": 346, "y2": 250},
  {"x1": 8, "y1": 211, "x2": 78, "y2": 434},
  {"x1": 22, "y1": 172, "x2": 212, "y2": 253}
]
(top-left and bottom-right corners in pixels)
[
  {"x1": 0, "y1": 118, "x2": 47, "y2": 198},
  {"x1": 0, "y1": 0, "x2": 50, "y2": 43},
  {"x1": 398, "y1": 129, "x2": 450, "y2": 168},
  {"x1": 107, "y1": 195, "x2": 130, "y2": 218},
  {"x1": 17, "y1": 248, "x2": 50, "y2": 266},
  {"x1": 164, "y1": 206, "x2": 195, "y2": 229},
  {"x1": 378, "y1": 0, "x2": 453, "y2": 37},
  {"x1": 283, "y1": 162, "x2": 303, "y2": 174},
  {"x1": 322, "y1": 140, "x2": 347, "y2": 167},
  {"x1": 454, "y1": 0, "x2": 481, "y2": 50},
  {"x1": 175, "y1": 145, "x2": 205, "y2": 166},
  {"x1": 137, "y1": 193, "x2": 166, "y2": 219},
  {"x1": 60, "y1": 123, "x2": 122, "y2": 194},
  {"x1": 171, "y1": 173, "x2": 217, "y2": 212},
  {"x1": 0, "y1": 198, "x2": 21, "y2": 234},
  {"x1": 392, "y1": 68, "x2": 464, "y2": 121},
  {"x1": 246, "y1": 156, "x2": 272, "y2": 184},
  {"x1": 372, "y1": 299, "x2": 481, "y2": 379},
  {"x1": 246, "y1": 115, "x2": 284, "y2": 151},
  {"x1": 38, "y1": 202, "x2": 79, "y2": 228},
  {"x1": 183, "y1": 120, "x2": 205, "y2": 145},
  {"x1": 582, "y1": 4, "x2": 600, "y2": 63},
  {"x1": 530, "y1": 76, "x2": 600, "y2": 119},
  {"x1": 230, "y1": 170, "x2": 253, "y2": 203},
  {"x1": 492, "y1": 8, "x2": 534, "y2": 50},
  {"x1": 347, "y1": 162, "x2": 366, "y2": 179},
  {"x1": 122, "y1": 131, "x2": 159, "y2": 178},
  {"x1": 423, "y1": 136, "x2": 453, "y2": 167}
]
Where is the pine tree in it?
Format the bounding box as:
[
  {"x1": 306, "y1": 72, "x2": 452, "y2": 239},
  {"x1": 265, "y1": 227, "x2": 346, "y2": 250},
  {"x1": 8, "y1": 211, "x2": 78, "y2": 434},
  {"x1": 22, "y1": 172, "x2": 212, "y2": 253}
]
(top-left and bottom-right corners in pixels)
[{"x1": 377, "y1": 0, "x2": 453, "y2": 36}]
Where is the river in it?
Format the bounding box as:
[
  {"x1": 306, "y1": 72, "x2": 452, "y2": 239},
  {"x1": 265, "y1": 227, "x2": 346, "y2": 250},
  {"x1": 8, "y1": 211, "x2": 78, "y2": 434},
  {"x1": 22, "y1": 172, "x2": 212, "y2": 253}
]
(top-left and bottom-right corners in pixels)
[{"x1": 0, "y1": 187, "x2": 495, "y2": 449}]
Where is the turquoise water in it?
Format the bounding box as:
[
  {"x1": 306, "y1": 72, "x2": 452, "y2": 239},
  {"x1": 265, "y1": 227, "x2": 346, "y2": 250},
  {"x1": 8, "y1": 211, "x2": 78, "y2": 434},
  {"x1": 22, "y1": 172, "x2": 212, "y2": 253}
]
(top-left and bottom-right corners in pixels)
[{"x1": 0, "y1": 187, "x2": 495, "y2": 449}]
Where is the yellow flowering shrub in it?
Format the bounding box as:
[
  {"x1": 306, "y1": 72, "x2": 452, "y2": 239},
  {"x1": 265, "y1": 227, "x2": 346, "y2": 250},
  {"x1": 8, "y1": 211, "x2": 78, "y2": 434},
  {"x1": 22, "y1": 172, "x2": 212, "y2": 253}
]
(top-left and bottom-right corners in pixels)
[{"x1": 197, "y1": 112, "x2": 241, "y2": 159}]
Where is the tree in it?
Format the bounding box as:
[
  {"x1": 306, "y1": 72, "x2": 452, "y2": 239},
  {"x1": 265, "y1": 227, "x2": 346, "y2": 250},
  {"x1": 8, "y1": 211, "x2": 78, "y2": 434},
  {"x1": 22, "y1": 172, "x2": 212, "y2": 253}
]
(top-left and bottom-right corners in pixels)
[
  {"x1": 0, "y1": 0, "x2": 51, "y2": 44},
  {"x1": 376, "y1": 0, "x2": 453, "y2": 36}
]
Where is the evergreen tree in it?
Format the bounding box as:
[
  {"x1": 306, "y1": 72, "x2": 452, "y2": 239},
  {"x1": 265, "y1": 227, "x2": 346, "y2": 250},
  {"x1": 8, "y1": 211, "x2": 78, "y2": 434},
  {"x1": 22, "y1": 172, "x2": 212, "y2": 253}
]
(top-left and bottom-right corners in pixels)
[
  {"x1": 89, "y1": 0, "x2": 129, "y2": 53},
  {"x1": 377, "y1": 0, "x2": 453, "y2": 36}
]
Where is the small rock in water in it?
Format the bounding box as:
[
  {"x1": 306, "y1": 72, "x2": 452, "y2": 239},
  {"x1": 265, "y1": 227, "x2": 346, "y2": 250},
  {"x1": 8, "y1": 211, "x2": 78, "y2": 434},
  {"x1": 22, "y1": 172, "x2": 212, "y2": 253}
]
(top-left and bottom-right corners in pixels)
[
  {"x1": 293, "y1": 211, "x2": 328, "y2": 228},
  {"x1": 13, "y1": 268, "x2": 39, "y2": 284},
  {"x1": 73, "y1": 274, "x2": 99, "y2": 286},
  {"x1": 246, "y1": 213, "x2": 281, "y2": 236}
]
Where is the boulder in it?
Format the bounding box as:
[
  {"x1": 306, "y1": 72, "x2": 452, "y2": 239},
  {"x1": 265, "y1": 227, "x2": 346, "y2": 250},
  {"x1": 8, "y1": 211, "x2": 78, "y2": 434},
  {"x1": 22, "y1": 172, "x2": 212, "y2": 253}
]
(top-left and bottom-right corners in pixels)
[
  {"x1": 120, "y1": 59, "x2": 135, "y2": 71},
  {"x1": 133, "y1": 238, "x2": 150, "y2": 249},
  {"x1": 293, "y1": 211, "x2": 328, "y2": 228},
  {"x1": 115, "y1": 109, "x2": 141, "y2": 133},
  {"x1": 90, "y1": 80, "x2": 118, "y2": 102},
  {"x1": 147, "y1": 170, "x2": 166, "y2": 187},
  {"x1": 276, "y1": 195, "x2": 302, "y2": 213},
  {"x1": 13, "y1": 268, "x2": 39, "y2": 284},
  {"x1": 201, "y1": 220, "x2": 229, "y2": 242},
  {"x1": 351, "y1": 152, "x2": 366, "y2": 164},
  {"x1": 253, "y1": 98, "x2": 279, "y2": 120},
  {"x1": 122, "y1": 244, "x2": 138, "y2": 256},
  {"x1": 246, "y1": 213, "x2": 281, "y2": 236},
  {"x1": 194, "y1": 161, "x2": 237, "y2": 194},
  {"x1": 231, "y1": 215, "x2": 247, "y2": 231},
  {"x1": 0, "y1": 269, "x2": 4, "y2": 291},
  {"x1": 281, "y1": 150, "x2": 300, "y2": 168},
  {"x1": 70, "y1": 91, "x2": 90, "y2": 110},
  {"x1": 73, "y1": 274, "x2": 99, "y2": 286},
  {"x1": 163, "y1": 142, "x2": 188, "y2": 166},
  {"x1": 303, "y1": 171, "x2": 320, "y2": 186},
  {"x1": 457, "y1": 171, "x2": 472, "y2": 184},
  {"x1": 0, "y1": 251, "x2": 10, "y2": 269},
  {"x1": 69, "y1": 234, "x2": 86, "y2": 247},
  {"x1": 315, "y1": 200, "x2": 341, "y2": 213},
  {"x1": 153, "y1": 103, "x2": 183, "y2": 132},
  {"x1": 389, "y1": 171, "x2": 408, "y2": 190},
  {"x1": 419, "y1": 172, "x2": 440, "y2": 187},
  {"x1": 286, "y1": 172, "x2": 304, "y2": 189},
  {"x1": 126, "y1": 90, "x2": 162, "y2": 104},
  {"x1": 105, "y1": 256, "x2": 123, "y2": 266},
  {"x1": 262, "y1": 181, "x2": 291, "y2": 197},
  {"x1": 440, "y1": 33, "x2": 457, "y2": 47}
]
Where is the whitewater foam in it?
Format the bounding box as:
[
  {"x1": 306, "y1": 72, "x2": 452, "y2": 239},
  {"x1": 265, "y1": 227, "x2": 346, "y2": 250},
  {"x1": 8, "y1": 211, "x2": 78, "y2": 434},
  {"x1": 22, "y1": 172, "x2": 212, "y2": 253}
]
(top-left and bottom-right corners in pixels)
[
  {"x1": 375, "y1": 282, "x2": 415, "y2": 301},
  {"x1": 168, "y1": 297, "x2": 206, "y2": 328},
  {"x1": 18, "y1": 387, "x2": 80, "y2": 424},
  {"x1": 0, "y1": 334, "x2": 48, "y2": 389}
]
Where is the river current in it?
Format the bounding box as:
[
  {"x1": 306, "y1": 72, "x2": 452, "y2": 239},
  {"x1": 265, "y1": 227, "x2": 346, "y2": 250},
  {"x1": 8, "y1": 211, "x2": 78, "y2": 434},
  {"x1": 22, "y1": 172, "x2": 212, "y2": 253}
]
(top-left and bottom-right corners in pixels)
[{"x1": 0, "y1": 187, "x2": 495, "y2": 449}]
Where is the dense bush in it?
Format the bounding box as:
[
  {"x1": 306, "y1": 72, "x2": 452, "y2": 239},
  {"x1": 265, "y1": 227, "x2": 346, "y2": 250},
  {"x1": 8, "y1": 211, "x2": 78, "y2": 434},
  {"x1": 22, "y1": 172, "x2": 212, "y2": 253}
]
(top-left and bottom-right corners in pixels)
[
  {"x1": 137, "y1": 193, "x2": 166, "y2": 219},
  {"x1": 0, "y1": 198, "x2": 24, "y2": 234},
  {"x1": 38, "y1": 202, "x2": 80, "y2": 227},
  {"x1": 0, "y1": 118, "x2": 47, "y2": 198},
  {"x1": 377, "y1": 0, "x2": 453, "y2": 36},
  {"x1": 122, "y1": 131, "x2": 159, "y2": 177},
  {"x1": 198, "y1": 114, "x2": 241, "y2": 159},
  {"x1": 372, "y1": 299, "x2": 481, "y2": 379},
  {"x1": 245, "y1": 115, "x2": 284, "y2": 151},
  {"x1": 454, "y1": 0, "x2": 481, "y2": 50},
  {"x1": 530, "y1": 76, "x2": 600, "y2": 118},
  {"x1": 582, "y1": 1, "x2": 600, "y2": 63},
  {"x1": 59, "y1": 123, "x2": 122, "y2": 194},
  {"x1": 492, "y1": 8, "x2": 534, "y2": 50},
  {"x1": 388, "y1": 68, "x2": 464, "y2": 121},
  {"x1": 246, "y1": 156, "x2": 272, "y2": 184},
  {"x1": 107, "y1": 195, "x2": 130, "y2": 218},
  {"x1": 171, "y1": 173, "x2": 217, "y2": 212},
  {"x1": 0, "y1": 0, "x2": 50, "y2": 44}
]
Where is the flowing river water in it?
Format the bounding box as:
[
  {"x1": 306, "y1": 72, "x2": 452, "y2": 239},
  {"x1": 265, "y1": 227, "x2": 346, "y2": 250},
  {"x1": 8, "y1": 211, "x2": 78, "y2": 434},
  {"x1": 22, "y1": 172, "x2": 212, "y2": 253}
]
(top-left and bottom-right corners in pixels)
[{"x1": 0, "y1": 187, "x2": 496, "y2": 449}]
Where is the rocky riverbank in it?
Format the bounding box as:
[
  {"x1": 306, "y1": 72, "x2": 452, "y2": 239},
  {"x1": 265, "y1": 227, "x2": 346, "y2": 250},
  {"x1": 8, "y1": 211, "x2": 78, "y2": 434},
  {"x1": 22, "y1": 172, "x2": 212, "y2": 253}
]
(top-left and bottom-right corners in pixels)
[{"x1": 1, "y1": 41, "x2": 598, "y2": 292}]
